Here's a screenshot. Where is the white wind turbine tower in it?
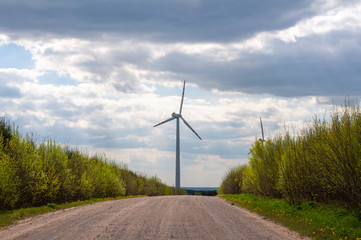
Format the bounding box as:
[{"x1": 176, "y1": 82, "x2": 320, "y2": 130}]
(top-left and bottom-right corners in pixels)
[{"x1": 153, "y1": 81, "x2": 202, "y2": 189}]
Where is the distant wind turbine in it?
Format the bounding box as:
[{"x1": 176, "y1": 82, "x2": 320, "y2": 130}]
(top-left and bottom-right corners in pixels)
[
  {"x1": 259, "y1": 117, "x2": 266, "y2": 144},
  {"x1": 153, "y1": 81, "x2": 202, "y2": 189}
]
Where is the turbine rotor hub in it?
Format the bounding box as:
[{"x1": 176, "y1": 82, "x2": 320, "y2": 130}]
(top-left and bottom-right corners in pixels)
[{"x1": 172, "y1": 112, "x2": 181, "y2": 118}]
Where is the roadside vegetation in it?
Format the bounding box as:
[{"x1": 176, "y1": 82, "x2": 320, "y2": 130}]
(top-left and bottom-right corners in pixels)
[
  {"x1": 0, "y1": 116, "x2": 186, "y2": 213},
  {"x1": 219, "y1": 100, "x2": 361, "y2": 239},
  {"x1": 220, "y1": 193, "x2": 361, "y2": 240}
]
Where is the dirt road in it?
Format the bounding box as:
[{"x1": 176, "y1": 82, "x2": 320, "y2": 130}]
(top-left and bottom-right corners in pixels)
[{"x1": 1, "y1": 196, "x2": 307, "y2": 240}]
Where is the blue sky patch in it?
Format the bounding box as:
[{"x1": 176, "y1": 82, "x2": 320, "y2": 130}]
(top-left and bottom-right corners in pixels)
[{"x1": 0, "y1": 44, "x2": 34, "y2": 69}]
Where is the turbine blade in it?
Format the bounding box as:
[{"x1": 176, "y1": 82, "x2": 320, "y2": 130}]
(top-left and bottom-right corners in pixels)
[
  {"x1": 260, "y1": 117, "x2": 264, "y2": 141},
  {"x1": 181, "y1": 116, "x2": 202, "y2": 140},
  {"x1": 179, "y1": 80, "x2": 186, "y2": 114},
  {"x1": 153, "y1": 117, "x2": 176, "y2": 127}
]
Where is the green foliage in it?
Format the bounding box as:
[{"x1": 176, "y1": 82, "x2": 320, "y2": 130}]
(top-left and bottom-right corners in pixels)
[
  {"x1": 245, "y1": 139, "x2": 282, "y2": 198},
  {"x1": 0, "y1": 138, "x2": 20, "y2": 209},
  {"x1": 171, "y1": 187, "x2": 188, "y2": 195},
  {"x1": 220, "y1": 99, "x2": 361, "y2": 220},
  {"x1": 221, "y1": 194, "x2": 361, "y2": 240},
  {"x1": 218, "y1": 164, "x2": 248, "y2": 194},
  {"x1": 0, "y1": 117, "x2": 12, "y2": 146},
  {"x1": 47, "y1": 203, "x2": 58, "y2": 209},
  {"x1": 0, "y1": 118, "x2": 180, "y2": 211}
]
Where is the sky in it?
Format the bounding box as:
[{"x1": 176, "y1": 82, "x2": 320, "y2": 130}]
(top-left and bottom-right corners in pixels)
[{"x1": 1, "y1": 0, "x2": 361, "y2": 187}]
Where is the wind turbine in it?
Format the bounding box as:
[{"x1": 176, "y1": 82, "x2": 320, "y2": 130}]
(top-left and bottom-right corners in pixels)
[
  {"x1": 153, "y1": 80, "x2": 202, "y2": 189},
  {"x1": 259, "y1": 117, "x2": 266, "y2": 144}
]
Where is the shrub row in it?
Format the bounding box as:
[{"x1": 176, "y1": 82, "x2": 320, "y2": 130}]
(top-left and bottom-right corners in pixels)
[
  {"x1": 0, "y1": 117, "x2": 184, "y2": 210},
  {"x1": 219, "y1": 100, "x2": 361, "y2": 220}
]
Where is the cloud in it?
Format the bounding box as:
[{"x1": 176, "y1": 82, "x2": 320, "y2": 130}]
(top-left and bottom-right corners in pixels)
[
  {"x1": 0, "y1": 85, "x2": 22, "y2": 98},
  {"x1": 0, "y1": 68, "x2": 41, "y2": 99},
  {"x1": 0, "y1": 0, "x2": 315, "y2": 43},
  {"x1": 151, "y1": 3, "x2": 361, "y2": 97},
  {"x1": 2, "y1": 1, "x2": 360, "y2": 98}
]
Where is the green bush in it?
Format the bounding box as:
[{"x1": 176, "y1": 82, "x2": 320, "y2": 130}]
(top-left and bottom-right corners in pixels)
[
  {"x1": 218, "y1": 164, "x2": 248, "y2": 194},
  {"x1": 47, "y1": 203, "x2": 58, "y2": 209},
  {"x1": 0, "y1": 118, "x2": 179, "y2": 211},
  {"x1": 246, "y1": 139, "x2": 282, "y2": 198},
  {"x1": 0, "y1": 117, "x2": 12, "y2": 146},
  {"x1": 221, "y1": 99, "x2": 361, "y2": 220}
]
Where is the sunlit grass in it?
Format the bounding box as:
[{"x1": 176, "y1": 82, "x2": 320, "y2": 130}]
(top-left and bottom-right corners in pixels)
[
  {"x1": 220, "y1": 194, "x2": 361, "y2": 240},
  {"x1": 0, "y1": 195, "x2": 145, "y2": 229}
]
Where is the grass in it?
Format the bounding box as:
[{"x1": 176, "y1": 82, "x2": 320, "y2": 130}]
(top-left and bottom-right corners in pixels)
[
  {"x1": 219, "y1": 194, "x2": 361, "y2": 240},
  {"x1": 0, "y1": 195, "x2": 145, "y2": 229}
]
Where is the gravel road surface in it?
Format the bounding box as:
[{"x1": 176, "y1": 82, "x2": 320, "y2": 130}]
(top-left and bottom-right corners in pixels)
[{"x1": 1, "y1": 196, "x2": 307, "y2": 240}]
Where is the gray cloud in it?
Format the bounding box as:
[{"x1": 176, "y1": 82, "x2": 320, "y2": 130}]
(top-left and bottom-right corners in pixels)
[
  {"x1": 0, "y1": 71, "x2": 27, "y2": 98},
  {"x1": 153, "y1": 29, "x2": 361, "y2": 97},
  {"x1": 3, "y1": 0, "x2": 359, "y2": 98},
  {"x1": 0, "y1": 85, "x2": 22, "y2": 98},
  {"x1": 0, "y1": 0, "x2": 314, "y2": 42}
]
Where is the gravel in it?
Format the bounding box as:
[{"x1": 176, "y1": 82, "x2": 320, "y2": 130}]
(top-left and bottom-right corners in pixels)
[{"x1": 0, "y1": 196, "x2": 308, "y2": 240}]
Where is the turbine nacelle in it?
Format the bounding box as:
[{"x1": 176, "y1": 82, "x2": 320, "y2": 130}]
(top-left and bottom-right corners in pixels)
[{"x1": 172, "y1": 112, "x2": 181, "y2": 118}]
